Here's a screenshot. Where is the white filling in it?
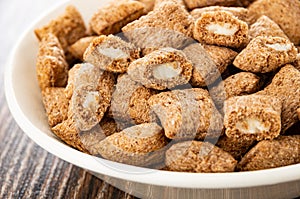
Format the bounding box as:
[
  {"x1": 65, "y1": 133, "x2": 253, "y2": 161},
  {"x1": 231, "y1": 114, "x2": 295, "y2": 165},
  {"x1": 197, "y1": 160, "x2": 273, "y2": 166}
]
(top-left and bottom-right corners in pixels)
[
  {"x1": 236, "y1": 118, "x2": 270, "y2": 134},
  {"x1": 152, "y1": 62, "x2": 182, "y2": 80},
  {"x1": 265, "y1": 43, "x2": 292, "y2": 52},
  {"x1": 206, "y1": 23, "x2": 238, "y2": 36},
  {"x1": 83, "y1": 92, "x2": 99, "y2": 109},
  {"x1": 98, "y1": 47, "x2": 128, "y2": 59}
]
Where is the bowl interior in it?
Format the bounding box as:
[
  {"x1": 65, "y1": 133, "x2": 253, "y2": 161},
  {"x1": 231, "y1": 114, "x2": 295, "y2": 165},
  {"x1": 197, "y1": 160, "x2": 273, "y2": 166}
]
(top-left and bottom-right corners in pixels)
[{"x1": 4, "y1": 0, "x2": 300, "y2": 190}]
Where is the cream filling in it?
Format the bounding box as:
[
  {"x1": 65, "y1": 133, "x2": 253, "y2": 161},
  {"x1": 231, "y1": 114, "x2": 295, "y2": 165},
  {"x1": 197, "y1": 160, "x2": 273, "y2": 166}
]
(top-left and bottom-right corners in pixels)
[
  {"x1": 152, "y1": 62, "x2": 182, "y2": 80},
  {"x1": 236, "y1": 118, "x2": 270, "y2": 134},
  {"x1": 206, "y1": 23, "x2": 238, "y2": 36},
  {"x1": 265, "y1": 43, "x2": 292, "y2": 52},
  {"x1": 83, "y1": 91, "x2": 100, "y2": 109},
  {"x1": 98, "y1": 47, "x2": 128, "y2": 59}
]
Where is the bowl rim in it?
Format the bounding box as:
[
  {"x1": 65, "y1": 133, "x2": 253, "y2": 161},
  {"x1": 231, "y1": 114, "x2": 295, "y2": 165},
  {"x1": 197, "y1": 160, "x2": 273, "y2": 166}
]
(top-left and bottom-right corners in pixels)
[{"x1": 4, "y1": 0, "x2": 300, "y2": 189}]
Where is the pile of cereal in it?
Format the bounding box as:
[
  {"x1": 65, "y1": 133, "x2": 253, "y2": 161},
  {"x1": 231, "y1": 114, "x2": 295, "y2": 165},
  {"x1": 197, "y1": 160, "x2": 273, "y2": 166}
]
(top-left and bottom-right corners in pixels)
[{"x1": 35, "y1": 0, "x2": 300, "y2": 172}]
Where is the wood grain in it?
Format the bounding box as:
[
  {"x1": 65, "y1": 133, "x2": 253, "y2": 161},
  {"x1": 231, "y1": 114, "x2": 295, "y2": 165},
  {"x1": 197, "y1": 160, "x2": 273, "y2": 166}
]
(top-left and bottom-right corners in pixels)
[
  {"x1": 0, "y1": 0, "x2": 138, "y2": 198},
  {"x1": 0, "y1": 89, "x2": 138, "y2": 198}
]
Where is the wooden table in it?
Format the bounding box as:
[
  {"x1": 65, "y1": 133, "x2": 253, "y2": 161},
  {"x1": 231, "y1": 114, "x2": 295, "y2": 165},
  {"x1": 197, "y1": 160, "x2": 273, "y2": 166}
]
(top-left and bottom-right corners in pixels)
[{"x1": 0, "y1": 0, "x2": 137, "y2": 198}]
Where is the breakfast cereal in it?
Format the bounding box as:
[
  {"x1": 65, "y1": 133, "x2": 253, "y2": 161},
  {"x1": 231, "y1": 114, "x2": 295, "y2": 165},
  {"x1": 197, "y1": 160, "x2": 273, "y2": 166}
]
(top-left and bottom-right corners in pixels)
[
  {"x1": 42, "y1": 87, "x2": 69, "y2": 127},
  {"x1": 148, "y1": 88, "x2": 223, "y2": 140},
  {"x1": 127, "y1": 48, "x2": 193, "y2": 90},
  {"x1": 248, "y1": 0, "x2": 300, "y2": 45},
  {"x1": 109, "y1": 74, "x2": 156, "y2": 124},
  {"x1": 224, "y1": 95, "x2": 282, "y2": 141},
  {"x1": 193, "y1": 11, "x2": 248, "y2": 48},
  {"x1": 35, "y1": 6, "x2": 86, "y2": 62},
  {"x1": 210, "y1": 72, "x2": 261, "y2": 110},
  {"x1": 233, "y1": 36, "x2": 297, "y2": 73},
  {"x1": 97, "y1": 123, "x2": 168, "y2": 167},
  {"x1": 190, "y1": 6, "x2": 249, "y2": 23},
  {"x1": 89, "y1": 0, "x2": 145, "y2": 35},
  {"x1": 237, "y1": 135, "x2": 300, "y2": 171},
  {"x1": 165, "y1": 141, "x2": 237, "y2": 172},
  {"x1": 122, "y1": 1, "x2": 194, "y2": 50},
  {"x1": 84, "y1": 35, "x2": 140, "y2": 73},
  {"x1": 257, "y1": 64, "x2": 300, "y2": 132},
  {"x1": 36, "y1": 33, "x2": 68, "y2": 90},
  {"x1": 35, "y1": 0, "x2": 300, "y2": 173},
  {"x1": 249, "y1": 15, "x2": 289, "y2": 40},
  {"x1": 68, "y1": 36, "x2": 97, "y2": 61},
  {"x1": 183, "y1": 43, "x2": 237, "y2": 87}
]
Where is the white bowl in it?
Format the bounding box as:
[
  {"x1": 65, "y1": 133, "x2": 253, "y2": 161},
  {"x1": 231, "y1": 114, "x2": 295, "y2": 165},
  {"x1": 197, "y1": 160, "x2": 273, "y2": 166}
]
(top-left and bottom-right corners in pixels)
[{"x1": 4, "y1": 0, "x2": 300, "y2": 198}]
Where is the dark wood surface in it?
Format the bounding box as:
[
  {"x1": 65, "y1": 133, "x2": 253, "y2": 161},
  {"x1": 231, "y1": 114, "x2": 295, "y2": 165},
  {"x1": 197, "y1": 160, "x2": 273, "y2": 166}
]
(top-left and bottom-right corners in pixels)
[{"x1": 0, "y1": 0, "x2": 137, "y2": 198}]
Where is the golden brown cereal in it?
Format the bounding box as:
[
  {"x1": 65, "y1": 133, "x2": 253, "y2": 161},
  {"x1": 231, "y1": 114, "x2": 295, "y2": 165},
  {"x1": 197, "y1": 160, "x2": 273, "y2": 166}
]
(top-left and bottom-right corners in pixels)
[
  {"x1": 237, "y1": 135, "x2": 300, "y2": 171},
  {"x1": 52, "y1": 118, "x2": 88, "y2": 153},
  {"x1": 298, "y1": 109, "x2": 300, "y2": 121},
  {"x1": 122, "y1": 2, "x2": 194, "y2": 50},
  {"x1": 190, "y1": 6, "x2": 249, "y2": 23},
  {"x1": 35, "y1": 6, "x2": 86, "y2": 56},
  {"x1": 137, "y1": 0, "x2": 155, "y2": 13},
  {"x1": 165, "y1": 141, "x2": 237, "y2": 172},
  {"x1": 84, "y1": 35, "x2": 140, "y2": 73},
  {"x1": 148, "y1": 88, "x2": 223, "y2": 140},
  {"x1": 184, "y1": 0, "x2": 239, "y2": 9},
  {"x1": 210, "y1": 72, "x2": 261, "y2": 110},
  {"x1": 183, "y1": 43, "x2": 237, "y2": 87},
  {"x1": 154, "y1": 0, "x2": 185, "y2": 9},
  {"x1": 216, "y1": 135, "x2": 256, "y2": 160},
  {"x1": 97, "y1": 123, "x2": 168, "y2": 167},
  {"x1": 36, "y1": 33, "x2": 68, "y2": 90},
  {"x1": 42, "y1": 87, "x2": 69, "y2": 127},
  {"x1": 66, "y1": 63, "x2": 115, "y2": 131},
  {"x1": 109, "y1": 74, "x2": 156, "y2": 124},
  {"x1": 233, "y1": 36, "x2": 297, "y2": 73},
  {"x1": 127, "y1": 48, "x2": 193, "y2": 90},
  {"x1": 193, "y1": 11, "x2": 249, "y2": 48},
  {"x1": 78, "y1": 118, "x2": 120, "y2": 155},
  {"x1": 292, "y1": 53, "x2": 300, "y2": 71},
  {"x1": 249, "y1": 16, "x2": 289, "y2": 40},
  {"x1": 89, "y1": 0, "x2": 145, "y2": 35},
  {"x1": 257, "y1": 65, "x2": 300, "y2": 132},
  {"x1": 224, "y1": 95, "x2": 282, "y2": 141},
  {"x1": 248, "y1": 0, "x2": 300, "y2": 45},
  {"x1": 68, "y1": 36, "x2": 97, "y2": 61}
]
